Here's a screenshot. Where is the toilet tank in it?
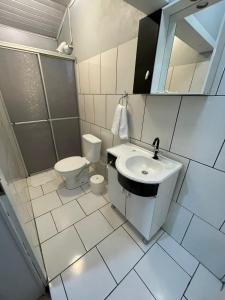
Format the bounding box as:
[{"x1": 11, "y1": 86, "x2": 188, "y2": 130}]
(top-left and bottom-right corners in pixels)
[{"x1": 82, "y1": 134, "x2": 101, "y2": 163}]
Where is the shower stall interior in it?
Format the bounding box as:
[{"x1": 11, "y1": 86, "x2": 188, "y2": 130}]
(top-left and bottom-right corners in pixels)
[
  {"x1": 0, "y1": 43, "x2": 81, "y2": 298},
  {"x1": 0, "y1": 46, "x2": 81, "y2": 175}
]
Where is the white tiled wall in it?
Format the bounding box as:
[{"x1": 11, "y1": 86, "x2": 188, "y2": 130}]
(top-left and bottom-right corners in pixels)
[{"x1": 76, "y1": 37, "x2": 225, "y2": 280}]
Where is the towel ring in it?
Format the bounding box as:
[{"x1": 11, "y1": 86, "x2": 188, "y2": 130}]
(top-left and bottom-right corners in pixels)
[{"x1": 119, "y1": 92, "x2": 128, "y2": 107}]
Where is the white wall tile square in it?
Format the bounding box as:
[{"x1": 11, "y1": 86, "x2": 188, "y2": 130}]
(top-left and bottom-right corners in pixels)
[
  {"x1": 185, "y1": 265, "x2": 222, "y2": 300},
  {"x1": 52, "y1": 200, "x2": 85, "y2": 232},
  {"x1": 84, "y1": 95, "x2": 94, "y2": 123},
  {"x1": 117, "y1": 38, "x2": 137, "y2": 94},
  {"x1": 32, "y1": 191, "x2": 62, "y2": 217},
  {"x1": 90, "y1": 124, "x2": 101, "y2": 139},
  {"x1": 178, "y1": 161, "x2": 225, "y2": 228},
  {"x1": 49, "y1": 276, "x2": 67, "y2": 300},
  {"x1": 182, "y1": 216, "x2": 225, "y2": 278},
  {"x1": 88, "y1": 55, "x2": 100, "y2": 94},
  {"x1": 42, "y1": 226, "x2": 86, "y2": 280},
  {"x1": 107, "y1": 270, "x2": 154, "y2": 300},
  {"x1": 80, "y1": 120, "x2": 91, "y2": 136},
  {"x1": 163, "y1": 201, "x2": 193, "y2": 243},
  {"x1": 97, "y1": 227, "x2": 143, "y2": 282},
  {"x1": 135, "y1": 244, "x2": 190, "y2": 300},
  {"x1": 142, "y1": 95, "x2": 181, "y2": 150},
  {"x1": 171, "y1": 96, "x2": 225, "y2": 166},
  {"x1": 75, "y1": 210, "x2": 113, "y2": 250},
  {"x1": 94, "y1": 95, "x2": 106, "y2": 127},
  {"x1": 158, "y1": 233, "x2": 198, "y2": 276},
  {"x1": 36, "y1": 212, "x2": 57, "y2": 243},
  {"x1": 100, "y1": 128, "x2": 113, "y2": 157},
  {"x1": 160, "y1": 150, "x2": 190, "y2": 202},
  {"x1": 127, "y1": 95, "x2": 146, "y2": 140},
  {"x1": 215, "y1": 142, "x2": 225, "y2": 172},
  {"x1": 62, "y1": 248, "x2": 116, "y2": 300},
  {"x1": 101, "y1": 48, "x2": 117, "y2": 94},
  {"x1": 77, "y1": 192, "x2": 107, "y2": 215},
  {"x1": 169, "y1": 64, "x2": 196, "y2": 93},
  {"x1": 78, "y1": 94, "x2": 85, "y2": 120},
  {"x1": 79, "y1": 60, "x2": 89, "y2": 94},
  {"x1": 106, "y1": 95, "x2": 121, "y2": 130}
]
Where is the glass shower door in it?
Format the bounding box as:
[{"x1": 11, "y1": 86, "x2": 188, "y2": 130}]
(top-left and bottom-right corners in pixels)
[{"x1": 0, "y1": 48, "x2": 57, "y2": 174}]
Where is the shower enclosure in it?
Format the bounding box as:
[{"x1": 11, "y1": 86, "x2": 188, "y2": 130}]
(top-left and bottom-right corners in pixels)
[
  {"x1": 0, "y1": 46, "x2": 81, "y2": 175},
  {"x1": 0, "y1": 42, "x2": 80, "y2": 298}
]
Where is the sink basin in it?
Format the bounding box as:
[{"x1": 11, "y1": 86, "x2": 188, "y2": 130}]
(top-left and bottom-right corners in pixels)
[{"x1": 116, "y1": 149, "x2": 182, "y2": 184}]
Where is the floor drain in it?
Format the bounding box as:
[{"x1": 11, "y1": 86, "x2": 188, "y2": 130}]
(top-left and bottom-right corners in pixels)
[{"x1": 142, "y1": 170, "x2": 148, "y2": 175}]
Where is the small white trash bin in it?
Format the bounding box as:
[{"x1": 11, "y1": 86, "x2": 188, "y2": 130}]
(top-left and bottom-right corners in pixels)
[{"x1": 90, "y1": 174, "x2": 105, "y2": 195}]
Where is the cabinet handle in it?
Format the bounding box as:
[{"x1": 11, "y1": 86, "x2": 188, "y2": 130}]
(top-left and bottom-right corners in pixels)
[{"x1": 145, "y1": 70, "x2": 150, "y2": 80}]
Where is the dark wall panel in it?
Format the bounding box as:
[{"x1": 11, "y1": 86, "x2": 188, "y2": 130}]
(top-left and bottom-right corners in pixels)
[
  {"x1": 14, "y1": 122, "x2": 57, "y2": 174},
  {"x1": 0, "y1": 48, "x2": 48, "y2": 122},
  {"x1": 40, "y1": 55, "x2": 78, "y2": 118},
  {"x1": 52, "y1": 118, "x2": 81, "y2": 160}
]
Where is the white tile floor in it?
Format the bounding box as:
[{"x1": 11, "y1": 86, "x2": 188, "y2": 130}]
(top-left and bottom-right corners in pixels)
[{"x1": 30, "y1": 170, "x2": 223, "y2": 300}]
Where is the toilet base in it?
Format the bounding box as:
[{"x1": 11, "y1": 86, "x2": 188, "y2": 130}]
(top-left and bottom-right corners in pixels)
[{"x1": 64, "y1": 167, "x2": 89, "y2": 190}]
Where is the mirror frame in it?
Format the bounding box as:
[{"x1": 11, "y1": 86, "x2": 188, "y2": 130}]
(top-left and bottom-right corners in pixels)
[{"x1": 151, "y1": 0, "x2": 225, "y2": 95}]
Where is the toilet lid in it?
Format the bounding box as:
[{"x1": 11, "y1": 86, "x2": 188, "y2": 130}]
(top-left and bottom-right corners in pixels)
[{"x1": 54, "y1": 156, "x2": 89, "y2": 173}]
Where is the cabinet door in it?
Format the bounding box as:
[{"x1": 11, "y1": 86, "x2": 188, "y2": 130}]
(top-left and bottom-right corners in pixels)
[
  {"x1": 126, "y1": 193, "x2": 155, "y2": 240},
  {"x1": 107, "y1": 165, "x2": 126, "y2": 215},
  {"x1": 133, "y1": 10, "x2": 162, "y2": 94}
]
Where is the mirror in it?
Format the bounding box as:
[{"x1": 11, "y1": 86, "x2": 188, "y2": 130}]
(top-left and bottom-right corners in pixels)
[{"x1": 151, "y1": 0, "x2": 225, "y2": 95}]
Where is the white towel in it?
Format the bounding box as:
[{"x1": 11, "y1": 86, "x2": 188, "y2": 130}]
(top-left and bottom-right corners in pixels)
[
  {"x1": 119, "y1": 105, "x2": 129, "y2": 139},
  {"x1": 111, "y1": 104, "x2": 129, "y2": 140},
  {"x1": 111, "y1": 104, "x2": 123, "y2": 135}
]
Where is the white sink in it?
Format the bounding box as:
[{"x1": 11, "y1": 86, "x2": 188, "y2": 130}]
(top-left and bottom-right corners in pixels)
[{"x1": 116, "y1": 148, "x2": 182, "y2": 184}]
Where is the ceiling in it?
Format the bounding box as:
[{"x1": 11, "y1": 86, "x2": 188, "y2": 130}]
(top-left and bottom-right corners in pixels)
[{"x1": 0, "y1": 0, "x2": 71, "y2": 38}]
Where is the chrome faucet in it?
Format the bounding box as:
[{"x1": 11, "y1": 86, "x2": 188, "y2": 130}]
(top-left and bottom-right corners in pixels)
[{"x1": 152, "y1": 137, "x2": 160, "y2": 160}]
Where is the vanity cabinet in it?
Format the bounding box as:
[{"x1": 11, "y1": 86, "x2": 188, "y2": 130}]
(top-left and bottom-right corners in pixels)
[
  {"x1": 107, "y1": 165, "x2": 126, "y2": 215},
  {"x1": 126, "y1": 193, "x2": 155, "y2": 240},
  {"x1": 107, "y1": 143, "x2": 181, "y2": 243}
]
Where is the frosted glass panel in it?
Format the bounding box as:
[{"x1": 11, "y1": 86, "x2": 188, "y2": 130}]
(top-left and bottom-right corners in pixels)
[
  {"x1": 0, "y1": 48, "x2": 48, "y2": 122},
  {"x1": 52, "y1": 119, "x2": 81, "y2": 159},
  {"x1": 14, "y1": 122, "x2": 57, "y2": 174},
  {"x1": 40, "y1": 55, "x2": 78, "y2": 118}
]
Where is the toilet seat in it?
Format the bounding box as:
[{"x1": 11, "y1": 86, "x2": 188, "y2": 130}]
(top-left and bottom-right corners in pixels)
[{"x1": 55, "y1": 156, "x2": 89, "y2": 173}]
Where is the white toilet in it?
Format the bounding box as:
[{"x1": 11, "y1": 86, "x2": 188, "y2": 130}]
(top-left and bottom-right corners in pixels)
[{"x1": 54, "y1": 134, "x2": 101, "y2": 189}]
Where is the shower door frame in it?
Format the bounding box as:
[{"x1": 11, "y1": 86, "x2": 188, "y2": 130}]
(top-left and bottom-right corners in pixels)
[{"x1": 0, "y1": 41, "x2": 77, "y2": 175}]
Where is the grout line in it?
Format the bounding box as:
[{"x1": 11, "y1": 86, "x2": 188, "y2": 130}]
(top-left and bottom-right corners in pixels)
[
  {"x1": 60, "y1": 274, "x2": 69, "y2": 300},
  {"x1": 213, "y1": 138, "x2": 225, "y2": 168},
  {"x1": 139, "y1": 94, "x2": 147, "y2": 141},
  {"x1": 220, "y1": 220, "x2": 225, "y2": 231},
  {"x1": 96, "y1": 247, "x2": 118, "y2": 284},
  {"x1": 133, "y1": 269, "x2": 157, "y2": 300},
  {"x1": 181, "y1": 263, "x2": 200, "y2": 299},
  {"x1": 216, "y1": 67, "x2": 225, "y2": 95},
  {"x1": 98, "y1": 209, "x2": 115, "y2": 230},
  {"x1": 50, "y1": 210, "x2": 59, "y2": 233},
  {"x1": 169, "y1": 95, "x2": 183, "y2": 151},
  {"x1": 156, "y1": 242, "x2": 192, "y2": 277},
  {"x1": 175, "y1": 159, "x2": 191, "y2": 203},
  {"x1": 181, "y1": 214, "x2": 194, "y2": 244},
  {"x1": 122, "y1": 225, "x2": 145, "y2": 254},
  {"x1": 73, "y1": 224, "x2": 88, "y2": 252}
]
